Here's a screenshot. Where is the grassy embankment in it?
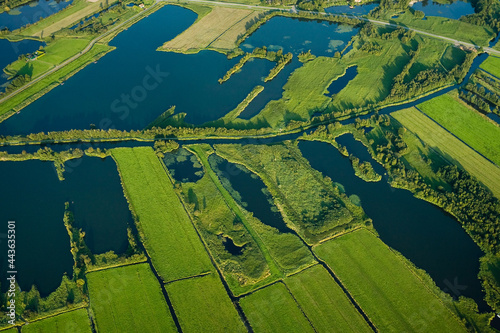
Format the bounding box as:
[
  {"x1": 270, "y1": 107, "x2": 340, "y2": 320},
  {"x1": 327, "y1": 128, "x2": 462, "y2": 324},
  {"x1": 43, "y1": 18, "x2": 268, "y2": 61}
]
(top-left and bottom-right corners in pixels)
[
  {"x1": 21, "y1": 309, "x2": 91, "y2": 333},
  {"x1": 111, "y1": 147, "x2": 246, "y2": 331},
  {"x1": 239, "y1": 282, "x2": 315, "y2": 332},
  {"x1": 392, "y1": 107, "x2": 500, "y2": 198},
  {"x1": 375, "y1": 10, "x2": 494, "y2": 46},
  {"x1": 285, "y1": 264, "x2": 372, "y2": 332},
  {"x1": 161, "y1": 6, "x2": 263, "y2": 54},
  {"x1": 87, "y1": 263, "x2": 177, "y2": 333},
  {"x1": 417, "y1": 91, "x2": 500, "y2": 167},
  {"x1": 214, "y1": 143, "x2": 369, "y2": 244},
  {"x1": 314, "y1": 228, "x2": 468, "y2": 332}
]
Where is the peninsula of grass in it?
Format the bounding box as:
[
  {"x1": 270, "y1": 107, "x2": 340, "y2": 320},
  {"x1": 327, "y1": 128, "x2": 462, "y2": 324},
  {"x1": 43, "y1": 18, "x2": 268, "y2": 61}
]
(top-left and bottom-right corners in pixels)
[
  {"x1": 111, "y1": 147, "x2": 214, "y2": 281},
  {"x1": 480, "y1": 55, "x2": 500, "y2": 78},
  {"x1": 418, "y1": 91, "x2": 500, "y2": 167},
  {"x1": 239, "y1": 282, "x2": 315, "y2": 333},
  {"x1": 21, "y1": 309, "x2": 91, "y2": 333},
  {"x1": 87, "y1": 263, "x2": 177, "y2": 333},
  {"x1": 165, "y1": 273, "x2": 246, "y2": 332},
  {"x1": 285, "y1": 264, "x2": 372, "y2": 333},
  {"x1": 314, "y1": 229, "x2": 467, "y2": 332}
]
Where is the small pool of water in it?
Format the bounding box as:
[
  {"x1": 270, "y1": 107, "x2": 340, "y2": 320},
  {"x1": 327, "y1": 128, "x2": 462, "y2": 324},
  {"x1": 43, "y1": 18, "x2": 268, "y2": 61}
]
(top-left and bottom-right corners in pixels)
[
  {"x1": 221, "y1": 236, "x2": 244, "y2": 255},
  {"x1": 325, "y1": 66, "x2": 358, "y2": 97},
  {"x1": 163, "y1": 148, "x2": 203, "y2": 183}
]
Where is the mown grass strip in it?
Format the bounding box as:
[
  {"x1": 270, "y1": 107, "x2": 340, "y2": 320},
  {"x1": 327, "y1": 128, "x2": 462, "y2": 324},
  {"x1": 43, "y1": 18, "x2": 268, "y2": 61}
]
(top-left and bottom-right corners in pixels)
[
  {"x1": 239, "y1": 282, "x2": 315, "y2": 333},
  {"x1": 285, "y1": 264, "x2": 372, "y2": 333},
  {"x1": 21, "y1": 308, "x2": 91, "y2": 333},
  {"x1": 165, "y1": 273, "x2": 246, "y2": 333},
  {"x1": 87, "y1": 263, "x2": 177, "y2": 333},
  {"x1": 111, "y1": 147, "x2": 214, "y2": 281},
  {"x1": 314, "y1": 229, "x2": 467, "y2": 333},
  {"x1": 418, "y1": 91, "x2": 500, "y2": 167},
  {"x1": 392, "y1": 107, "x2": 500, "y2": 198}
]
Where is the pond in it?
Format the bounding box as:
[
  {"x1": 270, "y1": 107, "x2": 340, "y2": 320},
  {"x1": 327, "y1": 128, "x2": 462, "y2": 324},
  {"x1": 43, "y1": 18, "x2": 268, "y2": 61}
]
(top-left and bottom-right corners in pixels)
[
  {"x1": 325, "y1": 65, "x2": 358, "y2": 97},
  {"x1": 0, "y1": 6, "x2": 360, "y2": 134},
  {"x1": 0, "y1": 155, "x2": 132, "y2": 296},
  {"x1": 0, "y1": 0, "x2": 73, "y2": 31},
  {"x1": 298, "y1": 138, "x2": 488, "y2": 311},
  {"x1": 325, "y1": 3, "x2": 379, "y2": 16},
  {"x1": 0, "y1": 38, "x2": 44, "y2": 92},
  {"x1": 209, "y1": 154, "x2": 291, "y2": 233},
  {"x1": 163, "y1": 147, "x2": 203, "y2": 183},
  {"x1": 409, "y1": 0, "x2": 475, "y2": 20}
]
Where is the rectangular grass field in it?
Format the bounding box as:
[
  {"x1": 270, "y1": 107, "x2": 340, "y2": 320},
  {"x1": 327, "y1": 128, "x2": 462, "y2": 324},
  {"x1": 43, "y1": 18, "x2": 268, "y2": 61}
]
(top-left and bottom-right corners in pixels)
[
  {"x1": 165, "y1": 273, "x2": 246, "y2": 332},
  {"x1": 22, "y1": 309, "x2": 91, "y2": 333},
  {"x1": 418, "y1": 92, "x2": 500, "y2": 167},
  {"x1": 111, "y1": 147, "x2": 214, "y2": 281},
  {"x1": 480, "y1": 55, "x2": 500, "y2": 78},
  {"x1": 285, "y1": 264, "x2": 372, "y2": 333},
  {"x1": 392, "y1": 107, "x2": 500, "y2": 198},
  {"x1": 239, "y1": 282, "x2": 315, "y2": 333},
  {"x1": 314, "y1": 229, "x2": 467, "y2": 333},
  {"x1": 87, "y1": 263, "x2": 177, "y2": 333}
]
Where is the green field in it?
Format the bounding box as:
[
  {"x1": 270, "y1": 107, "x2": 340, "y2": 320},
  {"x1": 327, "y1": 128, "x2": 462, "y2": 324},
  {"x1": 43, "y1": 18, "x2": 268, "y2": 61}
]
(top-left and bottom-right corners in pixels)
[
  {"x1": 5, "y1": 38, "x2": 91, "y2": 80},
  {"x1": 285, "y1": 264, "x2": 372, "y2": 332},
  {"x1": 314, "y1": 229, "x2": 466, "y2": 332},
  {"x1": 87, "y1": 263, "x2": 177, "y2": 333},
  {"x1": 480, "y1": 55, "x2": 500, "y2": 77},
  {"x1": 378, "y1": 11, "x2": 494, "y2": 46},
  {"x1": 392, "y1": 107, "x2": 500, "y2": 198},
  {"x1": 239, "y1": 282, "x2": 315, "y2": 333},
  {"x1": 418, "y1": 91, "x2": 500, "y2": 167},
  {"x1": 165, "y1": 273, "x2": 246, "y2": 332},
  {"x1": 22, "y1": 309, "x2": 91, "y2": 333},
  {"x1": 111, "y1": 147, "x2": 214, "y2": 281}
]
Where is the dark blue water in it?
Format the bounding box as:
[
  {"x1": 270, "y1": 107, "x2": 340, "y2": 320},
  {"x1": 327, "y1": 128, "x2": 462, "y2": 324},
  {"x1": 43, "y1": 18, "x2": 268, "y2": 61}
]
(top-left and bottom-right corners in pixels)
[
  {"x1": 488, "y1": 112, "x2": 500, "y2": 124},
  {"x1": 210, "y1": 155, "x2": 291, "y2": 233},
  {"x1": 325, "y1": 3, "x2": 379, "y2": 16},
  {"x1": 298, "y1": 140, "x2": 487, "y2": 311},
  {"x1": 325, "y1": 65, "x2": 357, "y2": 97},
  {"x1": 163, "y1": 148, "x2": 203, "y2": 183},
  {"x1": 336, "y1": 133, "x2": 384, "y2": 173},
  {"x1": 0, "y1": 5, "x2": 277, "y2": 134},
  {"x1": 0, "y1": 0, "x2": 73, "y2": 31},
  {"x1": 0, "y1": 156, "x2": 131, "y2": 296},
  {"x1": 239, "y1": 16, "x2": 359, "y2": 120},
  {"x1": 221, "y1": 235, "x2": 244, "y2": 255},
  {"x1": 0, "y1": 38, "x2": 44, "y2": 90},
  {"x1": 410, "y1": 0, "x2": 475, "y2": 20}
]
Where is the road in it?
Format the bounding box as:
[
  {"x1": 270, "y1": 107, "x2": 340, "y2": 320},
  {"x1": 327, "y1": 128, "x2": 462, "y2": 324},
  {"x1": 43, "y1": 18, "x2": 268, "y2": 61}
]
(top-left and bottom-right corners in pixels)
[{"x1": 1, "y1": 0, "x2": 499, "y2": 105}]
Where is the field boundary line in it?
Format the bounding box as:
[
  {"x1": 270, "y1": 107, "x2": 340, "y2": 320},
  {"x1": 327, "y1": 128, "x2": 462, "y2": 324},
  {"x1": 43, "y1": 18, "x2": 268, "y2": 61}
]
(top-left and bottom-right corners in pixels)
[
  {"x1": 164, "y1": 272, "x2": 212, "y2": 285},
  {"x1": 21, "y1": 303, "x2": 88, "y2": 325},
  {"x1": 85, "y1": 259, "x2": 148, "y2": 274},
  {"x1": 414, "y1": 105, "x2": 500, "y2": 167},
  {"x1": 282, "y1": 282, "x2": 318, "y2": 333},
  {"x1": 207, "y1": 10, "x2": 259, "y2": 49}
]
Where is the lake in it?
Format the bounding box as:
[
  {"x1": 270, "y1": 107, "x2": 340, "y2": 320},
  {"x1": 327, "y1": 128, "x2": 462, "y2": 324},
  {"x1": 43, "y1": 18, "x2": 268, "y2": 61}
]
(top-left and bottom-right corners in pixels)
[
  {"x1": 0, "y1": 155, "x2": 131, "y2": 295},
  {"x1": 409, "y1": 0, "x2": 475, "y2": 20},
  {"x1": 0, "y1": 0, "x2": 73, "y2": 31},
  {"x1": 0, "y1": 6, "x2": 359, "y2": 134},
  {"x1": 298, "y1": 138, "x2": 487, "y2": 311}
]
